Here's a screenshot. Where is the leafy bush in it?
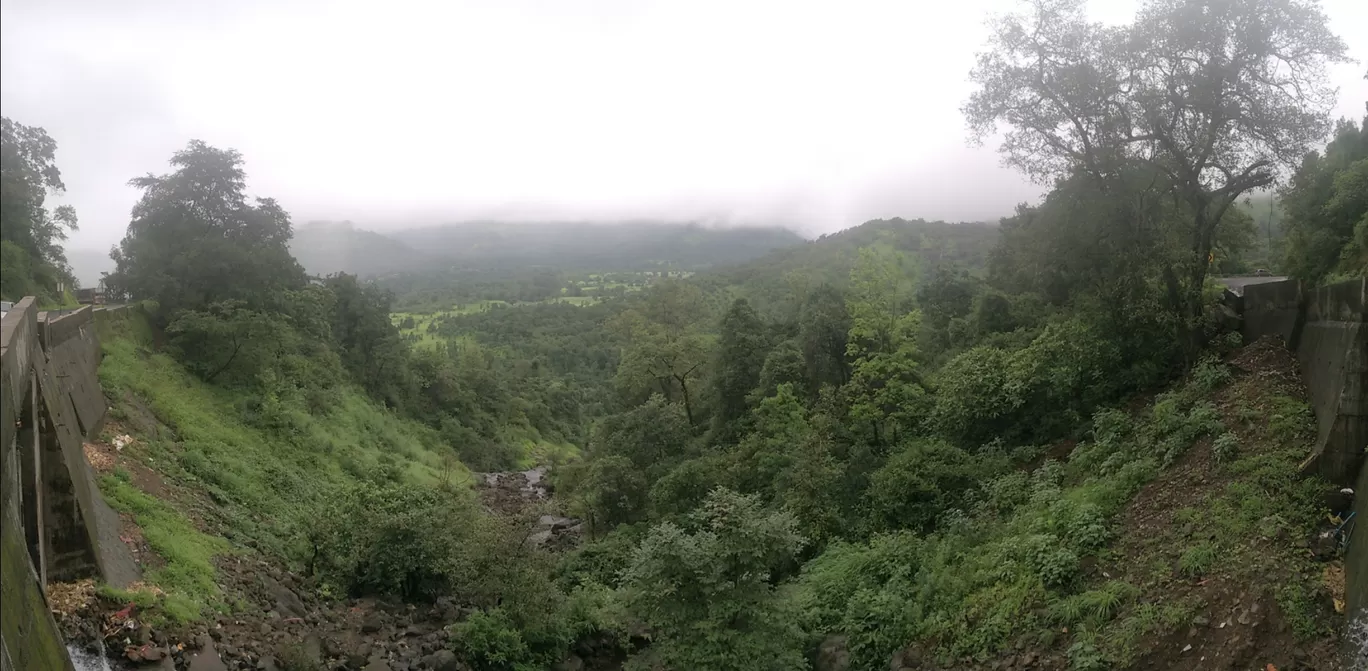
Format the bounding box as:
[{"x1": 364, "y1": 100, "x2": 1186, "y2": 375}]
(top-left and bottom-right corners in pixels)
[
  {"x1": 863, "y1": 439, "x2": 983, "y2": 533},
  {"x1": 1068, "y1": 640, "x2": 1107, "y2": 671},
  {"x1": 451, "y1": 608, "x2": 537, "y2": 671},
  {"x1": 622, "y1": 489, "x2": 808, "y2": 671},
  {"x1": 1021, "y1": 534, "x2": 1081, "y2": 587},
  {"x1": 1189, "y1": 359, "x2": 1232, "y2": 393},
  {"x1": 1212, "y1": 432, "x2": 1239, "y2": 463},
  {"x1": 977, "y1": 471, "x2": 1031, "y2": 516},
  {"x1": 933, "y1": 318, "x2": 1123, "y2": 446},
  {"x1": 305, "y1": 482, "x2": 483, "y2": 599}
]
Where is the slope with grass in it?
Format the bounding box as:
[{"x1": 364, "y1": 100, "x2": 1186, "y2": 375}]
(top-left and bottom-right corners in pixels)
[
  {"x1": 86, "y1": 309, "x2": 473, "y2": 627},
  {"x1": 796, "y1": 337, "x2": 1347, "y2": 671}
]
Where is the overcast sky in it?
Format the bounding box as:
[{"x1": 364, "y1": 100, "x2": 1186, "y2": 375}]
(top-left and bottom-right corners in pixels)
[{"x1": 3, "y1": 0, "x2": 1366, "y2": 256}]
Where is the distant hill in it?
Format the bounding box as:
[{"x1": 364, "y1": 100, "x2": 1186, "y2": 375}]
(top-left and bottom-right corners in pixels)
[
  {"x1": 695, "y1": 218, "x2": 1001, "y2": 313},
  {"x1": 390, "y1": 221, "x2": 805, "y2": 271},
  {"x1": 290, "y1": 221, "x2": 439, "y2": 278},
  {"x1": 290, "y1": 220, "x2": 806, "y2": 278}
]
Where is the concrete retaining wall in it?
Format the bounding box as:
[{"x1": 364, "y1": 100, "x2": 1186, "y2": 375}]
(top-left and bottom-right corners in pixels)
[
  {"x1": 1241, "y1": 278, "x2": 1367, "y2": 485},
  {"x1": 1241, "y1": 277, "x2": 1368, "y2": 652},
  {"x1": 1349, "y1": 462, "x2": 1368, "y2": 616},
  {"x1": 0, "y1": 298, "x2": 74, "y2": 671},
  {"x1": 1, "y1": 301, "x2": 137, "y2": 669}
]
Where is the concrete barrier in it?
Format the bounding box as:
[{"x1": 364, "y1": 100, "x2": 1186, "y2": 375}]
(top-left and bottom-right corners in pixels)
[
  {"x1": 0, "y1": 298, "x2": 74, "y2": 670},
  {"x1": 1, "y1": 299, "x2": 139, "y2": 669},
  {"x1": 1240, "y1": 278, "x2": 1304, "y2": 343},
  {"x1": 1241, "y1": 278, "x2": 1368, "y2": 655},
  {"x1": 1241, "y1": 278, "x2": 1367, "y2": 485}
]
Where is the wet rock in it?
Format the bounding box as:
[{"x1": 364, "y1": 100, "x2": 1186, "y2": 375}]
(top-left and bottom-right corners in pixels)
[
  {"x1": 419, "y1": 649, "x2": 462, "y2": 671},
  {"x1": 815, "y1": 635, "x2": 849, "y2": 671},
  {"x1": 303, "y1": 634, "x2": 323, "y2": 664},
  {"x1": 362, "y1": 613, "x2": 385, "y2": 633},
  {"x1": 265, "y1": 575, "x2": 308, "y2": 618},
  {"x1": 553, "y1": 654, "x2": 585, "y2": 671},
  {"x1": 189, "y1": 640, "x2": 230, "y2": 671},
  {"x1": 126, "y1": 645, "x2": 168, "y2": 663},
  {"x1": 365, "y1": 653, "x2": 393, "y2": 671}
]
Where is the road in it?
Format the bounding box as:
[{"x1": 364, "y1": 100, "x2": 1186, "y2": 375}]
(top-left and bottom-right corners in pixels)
[{"x1": 1216, "y1": 275, "x2": 1288, "y2": 296}]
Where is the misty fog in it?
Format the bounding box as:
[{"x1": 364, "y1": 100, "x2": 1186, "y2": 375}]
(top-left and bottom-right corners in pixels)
[{"x1": 2, "y1": 0, "x2": 1366, "y2": 286}]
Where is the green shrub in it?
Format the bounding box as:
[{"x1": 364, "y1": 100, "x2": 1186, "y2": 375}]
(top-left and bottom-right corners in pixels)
[
  {"x1": 1212, "y1": 432, "x2": 1239, "y2": 463},
  {"x1": 621, "y1": 489, "x2": 808, "y2": 671},
  {"x1": 1177, "y1": 542, "x2": 1217, "y2": 578},
  {"x1": 1021, "y1": 534, "x2": 1080, "y2": 587},
  {"x1": 451, "y1": 608, "x2": 537, "y2": 671},
  {"x1": 1189, "y1": 359, "x2": 1232, "y2": 393},
  {"x1": 304, "y1": 482, "x2": 482, "y2": 599},
  {"x1": 978, "y1": 471, "x2": 1031, "y2": 515},
  {"x1": 863, "y1": 439, "x2": 983, "y2": 533},
  {"x1": 1068, "y1": 640, "x2": 1107, "y2": 671}
]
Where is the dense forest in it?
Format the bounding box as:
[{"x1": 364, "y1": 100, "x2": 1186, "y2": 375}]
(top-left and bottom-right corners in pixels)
[{"x1": 3, "y1": 0, "x2": 1367, "y2": 669}]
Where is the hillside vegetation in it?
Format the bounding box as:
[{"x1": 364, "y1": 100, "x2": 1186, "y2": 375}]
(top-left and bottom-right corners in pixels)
[{"x1": 7, "y1": 0, "x2": 1365, "y2": 669}]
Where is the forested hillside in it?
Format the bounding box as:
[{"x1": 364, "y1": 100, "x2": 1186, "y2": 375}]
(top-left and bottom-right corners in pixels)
[
  {"x1": 8, "y1": 0, "x2": 1367, "y2": 669},
  {"x1": 290, "y1": 221, "x2": 441, "y2": 279},
  {"x1": 289, "y1": 219, "x2": 805, "y2": 280}
]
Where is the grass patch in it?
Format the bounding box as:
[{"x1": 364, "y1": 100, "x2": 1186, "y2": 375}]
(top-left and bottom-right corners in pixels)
[
  {"x1": 99, "y1": 471, "x2": 230, "y2": 623},
  {"x1": 1177, "y1": 542, "x2": 1217, "y2": 578},
  {"x1": 1277, "y1": 579, "x2": 1330, "y2": 641},
  {"x1": 1100, "y1": 600, "x2": 1194, "y2": 665}
]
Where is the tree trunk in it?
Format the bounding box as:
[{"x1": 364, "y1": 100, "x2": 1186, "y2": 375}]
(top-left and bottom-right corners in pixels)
[
  {"x1": 205, "y1": 338, "x2": 244, "y2": 382},
  {"x1": 676, "y1": 374, "x2": 695, "y2": 426},
  {"x1": 1182, "y1": 206, "x2": 1219, "y2": 364}
]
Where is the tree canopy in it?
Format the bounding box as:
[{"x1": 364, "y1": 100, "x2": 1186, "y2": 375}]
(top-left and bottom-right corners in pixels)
[
  {"x1": 1, "y1": 117, "x2": 79, "y2": 302},
  {"x1": 965, "y1": 0, "x2": 1349, "y2": 355}
]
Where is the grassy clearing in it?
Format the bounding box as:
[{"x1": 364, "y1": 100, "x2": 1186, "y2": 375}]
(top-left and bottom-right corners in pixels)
[
  {"x1": 394, "y1": 297, "x2": 599, "y2": 347},
  {"x1": 94, "y1": 311, "x2": 474, "y2": 621}
]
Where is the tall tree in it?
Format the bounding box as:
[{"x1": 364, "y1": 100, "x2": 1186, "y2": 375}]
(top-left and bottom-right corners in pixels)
[
  {"x1": 797, "y1": 284, "x2": 851, "y2": 394},
  {"x1": 844, "y1": 247, "x2": 929, "y2": 447},
  {"x1": 611, "y1": 281, "x2": 710, "y2": 425},
  {"x1": 1, "y1": 117, "x2": 78, "y2": 301},
  {"x1": 324, "y1": 273, "x2": 414, "y2": 409},
  {"x1": 1281, "y1": 114, "x2": 1368, "y2": 283},
  {"x1": 964, "y1": 0, "x2": 1349, "y2": 356},
  {"x1": 108, "y1": 140, "x2": 306, "y2": 317},
  {"x1": 710, "y1": 298, "x2": 770, "y2": 441}
]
